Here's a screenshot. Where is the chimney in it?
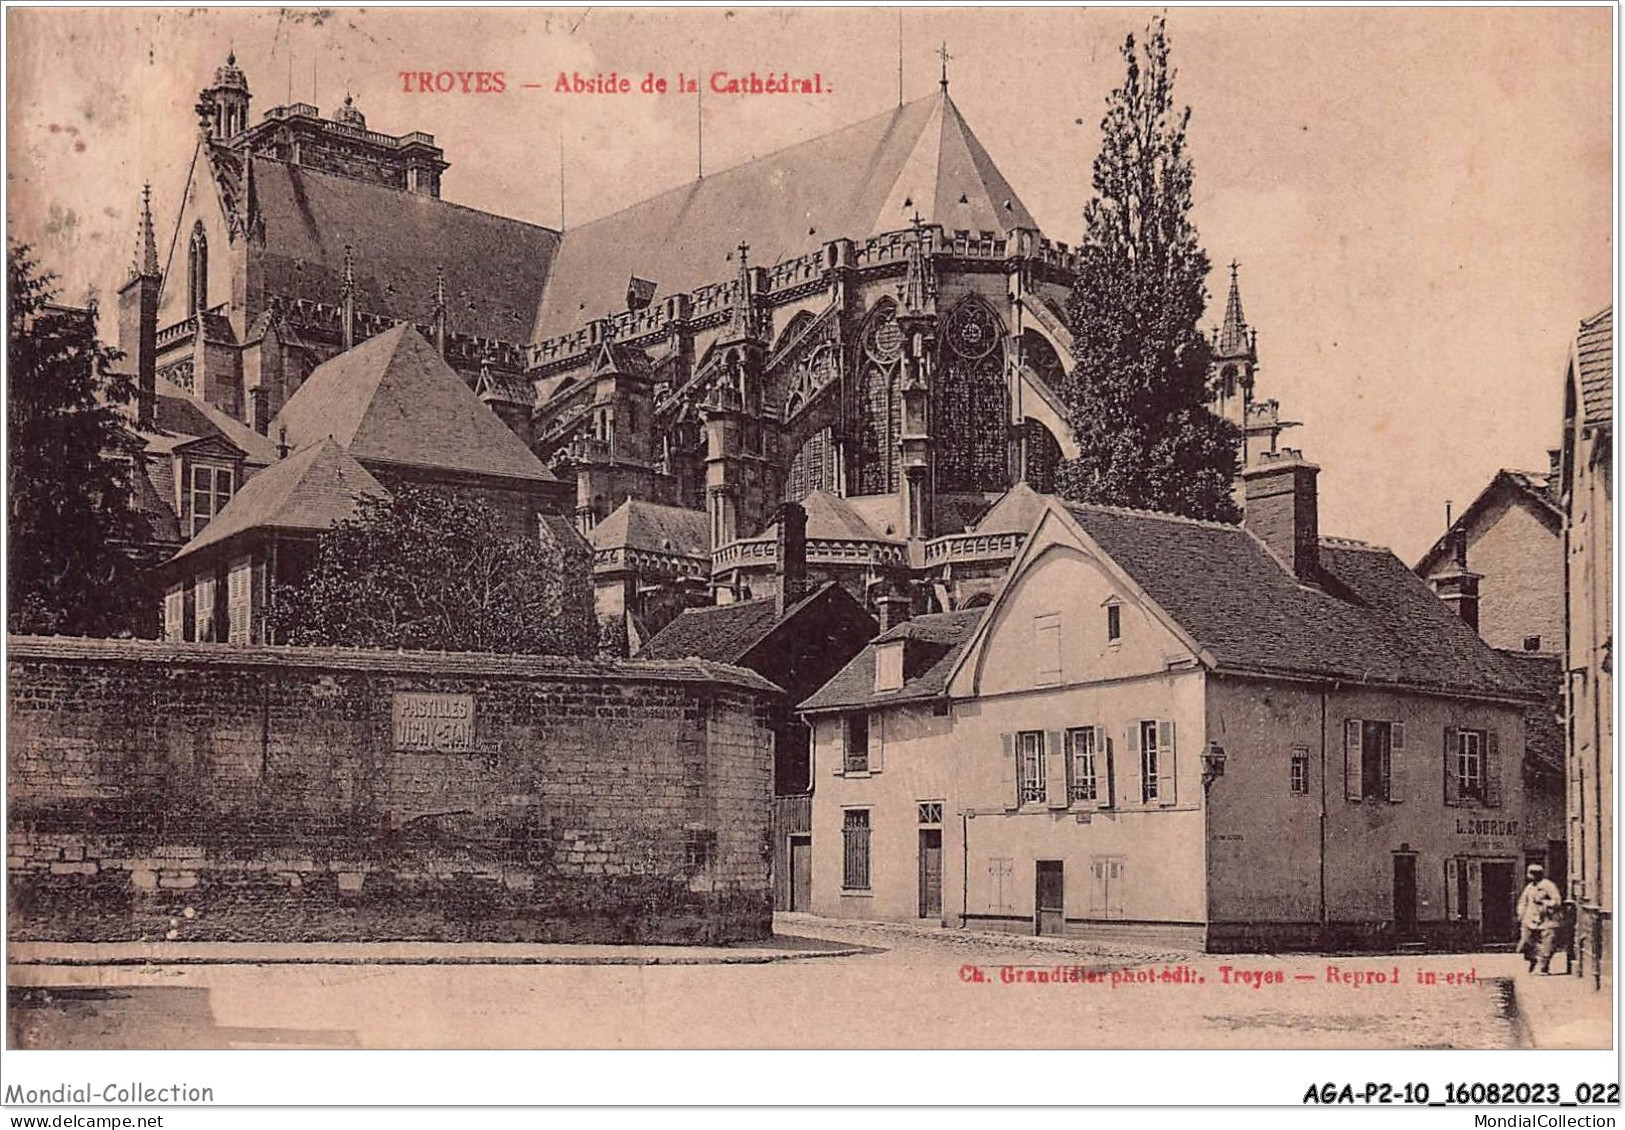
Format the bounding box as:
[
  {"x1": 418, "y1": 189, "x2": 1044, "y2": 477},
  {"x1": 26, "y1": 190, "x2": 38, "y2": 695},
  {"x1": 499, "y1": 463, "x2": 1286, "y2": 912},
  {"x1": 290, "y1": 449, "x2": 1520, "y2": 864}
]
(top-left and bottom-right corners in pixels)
[
  {"x1": 775, "y1": 500, "x2": 808, "y2": 616},
  {"x1": 875, "y1": 590, "x2": 912, "y2": 633},
  {"x1": 1430, "y1": 529, "x2": 1482, "y2": 633},
  {"x1": 1242, "y1": 448, "x2": 1320, "y2": 584}
]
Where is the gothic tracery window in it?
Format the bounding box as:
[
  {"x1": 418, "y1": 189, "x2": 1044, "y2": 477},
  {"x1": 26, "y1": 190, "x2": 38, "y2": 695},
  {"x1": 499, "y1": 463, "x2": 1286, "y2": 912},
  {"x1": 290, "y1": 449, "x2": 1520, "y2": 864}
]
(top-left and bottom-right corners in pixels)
[
  {"x1": 935, "y1": 296, "x2": 1009, "y2": 493},
  {"x1": 187, "y1": 223, "x2": 208, "y2": 317},
  {"x1": 1024, "y1": 420, "x2": 1063, "y2": 494},
  {"x1": 846, "y1": 300, "x2": 903, "y2": 496},
  {"x1": 786, "y1": 427, "x2": 838, "y2": 502}
]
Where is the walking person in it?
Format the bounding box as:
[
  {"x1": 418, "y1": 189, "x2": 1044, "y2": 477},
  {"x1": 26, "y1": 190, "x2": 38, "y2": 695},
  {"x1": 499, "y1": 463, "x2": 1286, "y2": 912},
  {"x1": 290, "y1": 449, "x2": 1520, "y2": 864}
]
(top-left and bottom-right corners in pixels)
[{"x1": 1517, "y1": 863, "x2": 1563, "y2": 974}]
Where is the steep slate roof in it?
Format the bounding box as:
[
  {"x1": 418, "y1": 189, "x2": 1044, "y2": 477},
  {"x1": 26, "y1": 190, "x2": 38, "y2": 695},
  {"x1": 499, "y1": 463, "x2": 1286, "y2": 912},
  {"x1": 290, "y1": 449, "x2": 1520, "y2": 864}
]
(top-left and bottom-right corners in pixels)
[
  {"x1": 246, "y1": 154, "x2": 561, "y2": 345},
  {"x1": 588, "y1": 499, "x2": 709, "y2": 558},
  {"x1": 748, "y1": 490, "x2": 897, "y2": 544},
  {"x1": 169, "y1": 438, "x2": 387, "y2": 564},
  {"x1": 800, "y1": 607, "x2": 984, "y2": 713},
  {"x1": 270, "y1": 324, "x2": 556, "y2": 483},
  {"x1": 1063, "y1": 504, "x2": 1529, "y2": 700},
  {"x1": 141, "y1": 377, "x2": 279, "y2": 465},
  {"x1": 1413, "y1": 468, "x2": 1561, "y2": 577},
  {"x1": 970, "y1": 481, "x2": 1049, "y2": 535},
  {"x1": 1574, "y1": 305, "x2": 1613, "y2": 429},
  {"x1": 532, "y1": 91, "x2": 1038, "y2": 341},
  {"x1": 638, "y1": 582, "x2": 844, "y2": 664}
]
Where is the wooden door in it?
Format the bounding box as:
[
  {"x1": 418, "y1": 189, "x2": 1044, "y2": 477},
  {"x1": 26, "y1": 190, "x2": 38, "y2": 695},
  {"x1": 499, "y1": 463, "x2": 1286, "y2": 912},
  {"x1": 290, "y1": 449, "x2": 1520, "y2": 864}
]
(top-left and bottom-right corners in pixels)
[
  {"x1": 1481, "y1": 860, "x2": 1516, "y2": 942},
  {"x1": 918, "y1": 829, "x2": 943, "y2": 918},
  {"x1": 1393, "y1": 853, "x2": 1418, "y2": 938},
  {"x1": 1035, "y1": 860, "x2": 1064, "y2": 936},
  {"x1": 789, "y1": 835, "x2": 812, "y2": 912}
]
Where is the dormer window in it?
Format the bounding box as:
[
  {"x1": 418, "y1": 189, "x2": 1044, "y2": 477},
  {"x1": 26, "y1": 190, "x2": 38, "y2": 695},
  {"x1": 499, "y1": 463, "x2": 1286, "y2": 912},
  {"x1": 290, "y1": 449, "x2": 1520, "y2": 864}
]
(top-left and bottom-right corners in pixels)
[
  {"x1": 189, "y1": 463, "x2": 234, "y2": 537},
  {"x1": 874, "y1": 639, "x2": 905, "y2": 692}
]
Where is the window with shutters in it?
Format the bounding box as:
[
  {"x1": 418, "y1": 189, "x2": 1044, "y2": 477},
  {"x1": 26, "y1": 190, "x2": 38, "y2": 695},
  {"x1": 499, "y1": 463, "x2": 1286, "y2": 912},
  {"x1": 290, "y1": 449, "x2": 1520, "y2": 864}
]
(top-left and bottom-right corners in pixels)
[
  {"x1": 842, "y1": 808, "x2": 871, "y2": 890},
  {"x1": 163, "y1": 586, "x2": 185, "y2": 643},
  {"x1": 1140, "y1": 721, "x2": 1160, "y2": 803},
  {"x1": 844, "y1": 714, "x2": 870, "y2": 774},
  {"x1": 1344, "y1": 719, "x2": 1403, "y2": 802},
  {"x1": 1018, "y1": 731, "x2": 1046, "y2": 804},
  {"x1": 189, "y1": 463, "x2": 234, "y2": 537},
  {"x1": 1457, "y1": 729, "x2": 1485, "y2": 801},
  {"x1": 1290, "y1": 749, "x2": 1310, "y2": 796},
  {"x1": 1034, "y1": 613, "x2": 1061, "y2": 685},
  {"x1": 227, "y1": 559, "x2": 252, "y2": 643},
  {"x1": 1067, "y1": 727, "x2": 1098, "y2": 803}
]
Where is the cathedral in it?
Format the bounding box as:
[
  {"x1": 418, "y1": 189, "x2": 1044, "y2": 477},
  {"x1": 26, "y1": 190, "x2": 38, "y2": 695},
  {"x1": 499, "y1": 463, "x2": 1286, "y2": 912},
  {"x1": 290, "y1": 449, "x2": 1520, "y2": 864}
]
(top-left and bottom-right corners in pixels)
[{"x1": 121, "y1": 53, "x2": 1297, "y2": 641}]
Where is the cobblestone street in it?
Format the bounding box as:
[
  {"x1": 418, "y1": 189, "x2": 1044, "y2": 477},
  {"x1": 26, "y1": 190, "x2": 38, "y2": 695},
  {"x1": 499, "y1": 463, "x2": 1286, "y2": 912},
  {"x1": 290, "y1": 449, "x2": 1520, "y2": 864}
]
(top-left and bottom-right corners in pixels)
[{"x1": 9, "y1": 916, "x2": 1528, "y2": 1051}]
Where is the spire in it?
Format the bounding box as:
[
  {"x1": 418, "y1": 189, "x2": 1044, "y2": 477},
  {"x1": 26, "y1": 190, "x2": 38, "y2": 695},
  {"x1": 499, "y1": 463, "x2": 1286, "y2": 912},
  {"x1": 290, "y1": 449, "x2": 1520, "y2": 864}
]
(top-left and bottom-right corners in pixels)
[
  {"x1": 727, "y1": 242, "x2": 762, "y2": 340},
  {"x1": 130, "y1": 184, "x2": 159, "y2": 280},
  {"x1": 432, "y1": 263, "x2": 447, "y2": 357},
  {"x1": 898, "y1": 210, "x2": 936, "y2": 316},
  {"x1": 937, "y1": 42, "x2": 953, "y2": 94},
  {"x1": 341, "y1": 244, "x2": 356, "y2": 350},
  {"x1": 1218, "y1": 259, "x2": 1249, "y2": 356}
]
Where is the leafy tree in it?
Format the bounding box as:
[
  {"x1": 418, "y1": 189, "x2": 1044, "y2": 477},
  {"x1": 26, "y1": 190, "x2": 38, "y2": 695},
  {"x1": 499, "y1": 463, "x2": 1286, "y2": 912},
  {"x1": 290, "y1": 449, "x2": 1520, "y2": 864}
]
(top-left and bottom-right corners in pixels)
[
  {"x1": 1058, "y1": 17, "x2": 1242, "y2": 522},
  {"x1": 7, "y1": 240, "x2": 147, "y2": 635},
  {"x1": 267, "y1": 484, "x2": 596, "y2": 656}
]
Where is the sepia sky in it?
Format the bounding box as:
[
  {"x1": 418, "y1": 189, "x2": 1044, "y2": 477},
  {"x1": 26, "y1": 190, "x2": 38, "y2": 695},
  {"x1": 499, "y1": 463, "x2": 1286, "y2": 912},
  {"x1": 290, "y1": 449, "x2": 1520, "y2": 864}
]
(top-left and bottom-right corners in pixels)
[{"x1": 6, "y1": 6, "x2": 1613, "y2": 563}]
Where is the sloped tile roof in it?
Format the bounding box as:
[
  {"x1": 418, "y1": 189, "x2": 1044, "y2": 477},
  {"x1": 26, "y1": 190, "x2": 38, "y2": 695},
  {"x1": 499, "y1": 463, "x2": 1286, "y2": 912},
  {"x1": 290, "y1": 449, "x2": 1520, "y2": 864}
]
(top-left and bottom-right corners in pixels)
[
  {"x1": 1065, "y1": 504, "x2": 1529, "y2": 699},
  {"x1": 270, "y1": 324, "x2": 556, "y2": 483},
  {"x1": 142, "y1": 377, "x2": 279, "y2": 465},
  {"x1": 799, "y1": 608, "x2": 984, "y2": 713},
  {"x1": 971, "y1": 481, "x2": 1049, "y2": 535},
  {"x1": 249, "y1": 155, "x2": 560, "y2": 345},
  {"x1": 531, "y1": 91, "x2": 1037, "y2": 341},
  {"x1": 1575, "y1": 305, "x2": 1612, "y2": 429},
  {"x1": 588, "y1": 499, "x2": 709, "y2": 558},
  {"x1": 638, "y1": 582, "x2": 843, "y2": 664},
  {"x1": 169, "y1": 437, "x2": 387, "y2": 564}
]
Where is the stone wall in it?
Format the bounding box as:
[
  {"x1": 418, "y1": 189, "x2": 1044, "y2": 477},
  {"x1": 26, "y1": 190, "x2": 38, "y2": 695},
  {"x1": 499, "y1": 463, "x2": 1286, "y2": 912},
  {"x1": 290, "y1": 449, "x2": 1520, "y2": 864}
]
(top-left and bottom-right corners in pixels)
[{"x1": 7, "y1": 636, "x2": 777, "y2": 945}]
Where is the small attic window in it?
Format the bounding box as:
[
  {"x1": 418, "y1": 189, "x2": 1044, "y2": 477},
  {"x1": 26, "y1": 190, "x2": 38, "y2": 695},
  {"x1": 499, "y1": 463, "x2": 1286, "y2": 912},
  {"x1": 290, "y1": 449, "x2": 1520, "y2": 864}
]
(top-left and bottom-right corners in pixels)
[
  {"x1": 874, "y1": 639, "x2": 905, "y2": 693},
  {"x1": 1107, "y1": 603, "x2": 1122, "y2": 644}
]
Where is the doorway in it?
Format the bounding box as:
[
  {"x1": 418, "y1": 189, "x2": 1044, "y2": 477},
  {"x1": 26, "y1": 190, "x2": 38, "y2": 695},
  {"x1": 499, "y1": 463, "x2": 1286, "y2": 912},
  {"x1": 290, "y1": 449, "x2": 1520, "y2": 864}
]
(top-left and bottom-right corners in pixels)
[
  {"x1": 788, "y1": 835, "x2": 812, "y2": 913},
  {"x1": 1035, "y1": 860, "x2": 1064, "y2": 936},
  {"x1": 917, "y1": 829, "x2": 942, "y2": 918},
  {"x1": 1393, "y1": 853, "x2": 1418, "y2": 939},
  {"x1": 1481, "y1": 860, "x2": 1516, "y2": 943}
]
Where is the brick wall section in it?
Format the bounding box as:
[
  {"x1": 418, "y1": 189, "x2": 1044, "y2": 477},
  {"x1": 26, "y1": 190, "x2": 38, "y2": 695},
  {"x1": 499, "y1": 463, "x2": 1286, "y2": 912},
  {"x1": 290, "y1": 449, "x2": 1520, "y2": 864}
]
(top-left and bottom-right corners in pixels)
[{"x1": 7, "y1": 636, "x2": 777, "y2": 945}]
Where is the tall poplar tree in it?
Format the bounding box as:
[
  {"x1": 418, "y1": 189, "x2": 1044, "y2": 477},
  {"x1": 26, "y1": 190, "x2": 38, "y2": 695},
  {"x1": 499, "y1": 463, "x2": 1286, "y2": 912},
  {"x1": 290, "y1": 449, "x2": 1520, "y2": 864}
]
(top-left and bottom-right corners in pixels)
[{"x1": 1058, "y1": 17, "x2": 1242, "y2": 522}]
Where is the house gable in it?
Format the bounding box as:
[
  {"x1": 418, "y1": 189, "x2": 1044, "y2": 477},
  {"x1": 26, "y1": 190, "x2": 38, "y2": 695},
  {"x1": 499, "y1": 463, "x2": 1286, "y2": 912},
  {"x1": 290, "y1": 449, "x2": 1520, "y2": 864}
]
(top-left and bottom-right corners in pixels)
[{"x1": 948, "y1": 503, "x2": 1206, "y2": 699}]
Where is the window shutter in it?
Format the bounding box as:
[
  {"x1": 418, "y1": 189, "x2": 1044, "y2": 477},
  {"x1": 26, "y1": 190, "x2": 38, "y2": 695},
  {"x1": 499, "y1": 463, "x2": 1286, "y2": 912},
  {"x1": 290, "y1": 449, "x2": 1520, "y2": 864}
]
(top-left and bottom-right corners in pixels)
[
  {"x1": 869, "y1": 714, "x2": 884, "y2": 773},
  {"x1": 1102, "y1": 734, "x2": 1116, "y2": 809},
  {"x1": 1157, "y1": 720, "x2": 1177, "y2": 806},
  {"x1": 833, "y1": 720, "x2": 847, "y2": 776},
  {"x1": 1124, "y1": 723, "x2": 1143, "y2": 807},
  {"x1": 1385, "y1": 723, "x2": 1403, "y2": 803},
  {"x1": 1443, "y1": 726, "x2": 1460, "y2": 807},
  {"x1": 1045, "y1": 730, "x2": 1067, "y2": 808},
  {"x1": 1000, "y1": 733, "x2": 1017, "y2": 809},
  {"x1": 1343, "y1": 719, "x2": 1363, "y2": 801},
  {"x1": 1446, "y1": 858, "x2": 1459, "y2": 919},
  {"x1": 1485, "y1": 729, "x2": 1502, "y2": 808}
]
